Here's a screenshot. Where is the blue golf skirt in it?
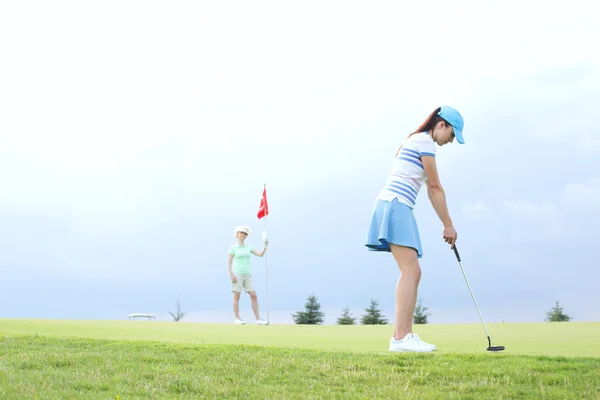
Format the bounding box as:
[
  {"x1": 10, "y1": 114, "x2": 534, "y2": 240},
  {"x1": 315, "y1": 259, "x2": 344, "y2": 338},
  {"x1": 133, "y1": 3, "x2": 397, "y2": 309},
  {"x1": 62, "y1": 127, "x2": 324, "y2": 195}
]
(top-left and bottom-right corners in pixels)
[{"x1": 365, "y1": 197, "x2": 423, "y2": 258}]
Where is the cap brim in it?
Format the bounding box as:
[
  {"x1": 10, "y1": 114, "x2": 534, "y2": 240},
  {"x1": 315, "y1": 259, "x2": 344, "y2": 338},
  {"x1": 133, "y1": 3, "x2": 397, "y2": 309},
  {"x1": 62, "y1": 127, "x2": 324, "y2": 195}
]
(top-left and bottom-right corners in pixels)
[{"x1": 454, "y1": 129, "x2": 465, "y2": 144}]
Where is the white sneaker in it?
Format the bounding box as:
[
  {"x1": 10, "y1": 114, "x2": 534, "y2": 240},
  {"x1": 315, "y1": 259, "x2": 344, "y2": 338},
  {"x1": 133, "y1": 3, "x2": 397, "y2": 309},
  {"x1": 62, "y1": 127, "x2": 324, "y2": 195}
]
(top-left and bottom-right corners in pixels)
[
  {"x1": 234, "y1": 318, "x2": 246, "y2": 325},
  {"x1": 389, "y1": 333, "x2": 435, "y2": 353},
  {"x1": 255, "y1": 319, "x2": 269, "y2": 325},
  {"x1": 410, "y1": 333, "x2": 437, "y2": 351}
]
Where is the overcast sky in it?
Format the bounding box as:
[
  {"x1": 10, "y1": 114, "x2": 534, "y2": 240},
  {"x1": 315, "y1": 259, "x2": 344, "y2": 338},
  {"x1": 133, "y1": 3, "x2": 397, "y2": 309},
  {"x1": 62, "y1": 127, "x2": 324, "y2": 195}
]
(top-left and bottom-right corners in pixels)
[{"x1": 1, "y1": 1, "x2": 599, "y2": 325}]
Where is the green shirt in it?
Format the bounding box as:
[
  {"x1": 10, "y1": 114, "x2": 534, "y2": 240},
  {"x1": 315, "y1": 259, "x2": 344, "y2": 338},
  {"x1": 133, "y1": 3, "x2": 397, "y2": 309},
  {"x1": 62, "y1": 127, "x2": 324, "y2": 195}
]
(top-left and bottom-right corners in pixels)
[{"x1": 229, "y1": 244, "x2": 255, "y2": 275}]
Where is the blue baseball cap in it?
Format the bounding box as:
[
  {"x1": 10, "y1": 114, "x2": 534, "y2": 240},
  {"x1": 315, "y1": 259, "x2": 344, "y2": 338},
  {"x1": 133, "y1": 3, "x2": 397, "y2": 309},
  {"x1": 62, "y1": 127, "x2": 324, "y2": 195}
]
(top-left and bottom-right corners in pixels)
[{"x1": 438, "y1": 106, "x2": 465, "y2": 144}]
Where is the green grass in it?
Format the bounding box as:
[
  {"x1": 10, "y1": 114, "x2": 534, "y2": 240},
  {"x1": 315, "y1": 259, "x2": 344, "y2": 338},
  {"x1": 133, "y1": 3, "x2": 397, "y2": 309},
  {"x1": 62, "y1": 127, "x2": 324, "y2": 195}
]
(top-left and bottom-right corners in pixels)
[
  {"x1": 1, "y1": 319, "x2": 599, "y2": 357},
  {"x1": 1, "y1": 335, "x2": 598, "y2": 399},
  {"x1": 0, "y1": 319, "x2": 599, "y2": 399}
]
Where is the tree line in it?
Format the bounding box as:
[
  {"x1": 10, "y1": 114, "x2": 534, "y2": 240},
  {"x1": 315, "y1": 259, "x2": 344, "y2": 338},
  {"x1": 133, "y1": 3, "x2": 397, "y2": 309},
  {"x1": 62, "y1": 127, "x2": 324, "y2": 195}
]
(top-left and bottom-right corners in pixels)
[
  {"x1": 291, "y1": 294, "x2": 430, "y2": 325},
  {"x1": 290, "y1": 294, "x2": 573, "y2": 325},
  {"x1": 163, "y1": 294, "x2": 573, "y2": 323}
]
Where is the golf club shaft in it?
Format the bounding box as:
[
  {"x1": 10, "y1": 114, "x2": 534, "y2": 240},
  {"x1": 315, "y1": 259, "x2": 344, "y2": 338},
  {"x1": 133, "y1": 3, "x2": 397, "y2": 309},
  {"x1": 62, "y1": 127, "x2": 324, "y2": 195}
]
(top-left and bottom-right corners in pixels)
[{"x1": 453, "y1": 246, "x2": 490, "y2": 339}]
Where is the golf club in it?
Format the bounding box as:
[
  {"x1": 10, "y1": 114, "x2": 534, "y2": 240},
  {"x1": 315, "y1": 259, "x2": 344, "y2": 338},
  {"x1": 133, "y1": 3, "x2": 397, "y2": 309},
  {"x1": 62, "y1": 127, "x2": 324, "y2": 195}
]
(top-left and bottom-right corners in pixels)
[{"x1": 452, "y1": 245, "x2": 505, "y2": 352}]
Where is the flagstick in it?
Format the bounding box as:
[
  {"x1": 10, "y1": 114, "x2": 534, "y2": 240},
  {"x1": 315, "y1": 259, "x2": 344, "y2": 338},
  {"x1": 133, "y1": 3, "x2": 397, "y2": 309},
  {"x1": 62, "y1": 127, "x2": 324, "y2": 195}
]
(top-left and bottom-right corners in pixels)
[
  {"x1": 265, "y1": 211, "x2": 269, "y2": 324},
  {"x1": 264, "y1": 183, "x2": 270, "y2": 324}
]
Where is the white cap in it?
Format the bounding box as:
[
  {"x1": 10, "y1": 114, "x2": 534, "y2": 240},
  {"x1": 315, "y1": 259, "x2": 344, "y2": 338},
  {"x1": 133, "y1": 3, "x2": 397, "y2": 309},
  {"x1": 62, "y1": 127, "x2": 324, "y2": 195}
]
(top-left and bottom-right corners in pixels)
[{"x1": 234, "y1": 225, "x2": 251, "y2": 236}]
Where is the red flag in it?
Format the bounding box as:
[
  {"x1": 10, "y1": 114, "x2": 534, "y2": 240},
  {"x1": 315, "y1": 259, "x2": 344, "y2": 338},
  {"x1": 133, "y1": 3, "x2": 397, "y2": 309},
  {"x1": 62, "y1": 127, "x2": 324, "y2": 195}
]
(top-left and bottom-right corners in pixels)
[{"x1": 257, "y1": 186, "x2": 269, "y2": 219}]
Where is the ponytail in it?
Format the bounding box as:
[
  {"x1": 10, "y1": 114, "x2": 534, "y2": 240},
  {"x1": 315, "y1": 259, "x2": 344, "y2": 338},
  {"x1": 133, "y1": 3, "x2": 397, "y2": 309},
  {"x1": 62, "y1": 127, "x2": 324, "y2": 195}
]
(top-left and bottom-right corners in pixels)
[
  {"x1": 412, "y1": 107, "x2": 442, "y2": 134},
  {"x1": 395, "y1": 107, "x2": 444, "y2": 157}
]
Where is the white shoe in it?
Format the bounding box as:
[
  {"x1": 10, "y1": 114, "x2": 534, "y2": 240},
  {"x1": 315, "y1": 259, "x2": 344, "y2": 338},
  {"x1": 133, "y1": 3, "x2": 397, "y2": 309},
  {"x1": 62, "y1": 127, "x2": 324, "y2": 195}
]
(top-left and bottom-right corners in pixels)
[
  {"x1": 410, "y1": 333, "x2": 437, "y2": 351},
  {"x1": 389, "y1": 333, "x2": 435, "y2": 353},
  {"x1": 255, "y1": 318, "x2": 269, "y2": 325},
  {"x1": 234, "y1": 318, "x2": 246, "y2": 325}
]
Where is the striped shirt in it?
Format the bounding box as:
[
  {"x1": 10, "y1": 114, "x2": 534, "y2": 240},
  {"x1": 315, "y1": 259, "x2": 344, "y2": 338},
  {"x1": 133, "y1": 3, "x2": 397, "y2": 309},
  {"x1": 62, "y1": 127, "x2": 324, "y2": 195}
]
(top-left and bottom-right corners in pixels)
[{"x1": 377, "y1": 132, "x2": 436, "y2": 208}]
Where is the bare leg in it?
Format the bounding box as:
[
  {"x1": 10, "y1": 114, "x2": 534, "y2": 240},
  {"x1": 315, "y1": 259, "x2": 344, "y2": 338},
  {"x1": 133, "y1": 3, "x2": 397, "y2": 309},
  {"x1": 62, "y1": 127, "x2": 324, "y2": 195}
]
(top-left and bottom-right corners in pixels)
[
  {"x1": 233, "y1": 292, "x2": 241, "y2": 319},
  {"x1": 390, "y1": 244, "x2": 421, "y2": 340},
  {"x1": 248, "y1": 291, "x2": 260, "y2": 319}
]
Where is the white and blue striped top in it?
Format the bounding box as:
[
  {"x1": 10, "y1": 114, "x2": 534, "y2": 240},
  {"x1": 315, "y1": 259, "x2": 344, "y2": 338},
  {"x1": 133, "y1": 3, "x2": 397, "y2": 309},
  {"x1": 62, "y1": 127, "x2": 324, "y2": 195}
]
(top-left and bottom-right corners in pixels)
[{"x1": 377, "y1": 132, "x2": 436, "y2": 208}]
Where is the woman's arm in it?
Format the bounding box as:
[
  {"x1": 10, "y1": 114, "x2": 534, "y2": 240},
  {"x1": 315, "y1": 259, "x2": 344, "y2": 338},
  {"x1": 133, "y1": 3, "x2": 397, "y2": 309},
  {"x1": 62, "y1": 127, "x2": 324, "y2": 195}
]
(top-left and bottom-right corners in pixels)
[
  {"x1": 422, "y1": 156, "x2": 453, "y2": 227},
  {"x1": 251, "y1": 240, "x2": 269, "y2": 257},
  {"x1": 228, "y1": 254, "x2": 235, "y2": 280},
  {"x1": 422, "y1": 156, "x2": 457, "y2": 246}
]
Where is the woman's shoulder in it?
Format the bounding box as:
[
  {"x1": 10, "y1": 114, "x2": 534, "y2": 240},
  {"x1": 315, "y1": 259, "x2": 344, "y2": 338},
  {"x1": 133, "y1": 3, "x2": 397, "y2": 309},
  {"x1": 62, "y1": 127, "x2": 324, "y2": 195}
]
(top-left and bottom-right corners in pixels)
[
  {"x1": 406, "y1": 131, "x2": 432, "y2": 143},
  {"x1": 405, "y1": 132, "x2": 434, "y2": 151},
  {"x1": 400, "y1": 132, "x2": 429, "y2": 147},
  {"x1": 229, "y1": 244, "x2": 253, "y2": 250}
]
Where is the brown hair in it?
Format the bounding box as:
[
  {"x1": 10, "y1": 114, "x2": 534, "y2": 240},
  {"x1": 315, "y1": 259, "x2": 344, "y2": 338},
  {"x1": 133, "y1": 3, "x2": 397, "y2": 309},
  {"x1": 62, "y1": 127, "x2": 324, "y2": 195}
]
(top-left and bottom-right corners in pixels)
[{"x1": 395, "y1": 107, "x2": 447, "y2": 157}]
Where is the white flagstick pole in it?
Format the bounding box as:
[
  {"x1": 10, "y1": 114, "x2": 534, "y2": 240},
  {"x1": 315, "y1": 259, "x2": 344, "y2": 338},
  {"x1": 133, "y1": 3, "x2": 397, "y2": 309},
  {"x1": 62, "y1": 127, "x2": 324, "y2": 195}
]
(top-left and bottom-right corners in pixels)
[
  {"x1": 263, "y1": 183, "x2": 270, "y2": 324},
  {"x1": 265, "y1": 213, "x2": 269, "y2": 323}
]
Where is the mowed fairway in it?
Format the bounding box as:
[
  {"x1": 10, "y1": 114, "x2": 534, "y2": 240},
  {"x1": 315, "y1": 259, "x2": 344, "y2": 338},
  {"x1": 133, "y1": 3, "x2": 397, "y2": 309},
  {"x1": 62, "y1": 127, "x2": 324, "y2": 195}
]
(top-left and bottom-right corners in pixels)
[
  {"x1": 1, "y1": 319, "x2": 599, "y2": 357},
  {"x1": 1, "y1": 320, "x2": 599, "y2": 399}
]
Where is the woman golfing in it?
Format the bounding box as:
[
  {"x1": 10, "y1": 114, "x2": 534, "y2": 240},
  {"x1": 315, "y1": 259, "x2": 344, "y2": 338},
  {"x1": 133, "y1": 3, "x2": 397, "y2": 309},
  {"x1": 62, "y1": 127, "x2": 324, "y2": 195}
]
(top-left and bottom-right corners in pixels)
[
  {"x1": 228, "y1": 225, "x2": 269, "y2": 325},
  {"x1": 366, "y1": 106, "x2": 464, "y2": 352}
]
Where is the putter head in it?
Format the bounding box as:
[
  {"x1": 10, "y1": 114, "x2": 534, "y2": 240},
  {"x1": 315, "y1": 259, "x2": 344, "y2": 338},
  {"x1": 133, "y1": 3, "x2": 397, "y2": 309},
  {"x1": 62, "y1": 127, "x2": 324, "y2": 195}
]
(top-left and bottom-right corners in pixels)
[{"x1": 486, "y1": 337, "x2": 505, "y2": 352}]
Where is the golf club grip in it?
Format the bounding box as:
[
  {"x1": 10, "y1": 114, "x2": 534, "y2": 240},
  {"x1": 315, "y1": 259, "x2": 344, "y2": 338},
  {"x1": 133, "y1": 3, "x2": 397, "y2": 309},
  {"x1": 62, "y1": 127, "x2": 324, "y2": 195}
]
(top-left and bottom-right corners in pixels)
[{"x1": 453, "y1": 245, "x2": 461, "y2": 262}]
